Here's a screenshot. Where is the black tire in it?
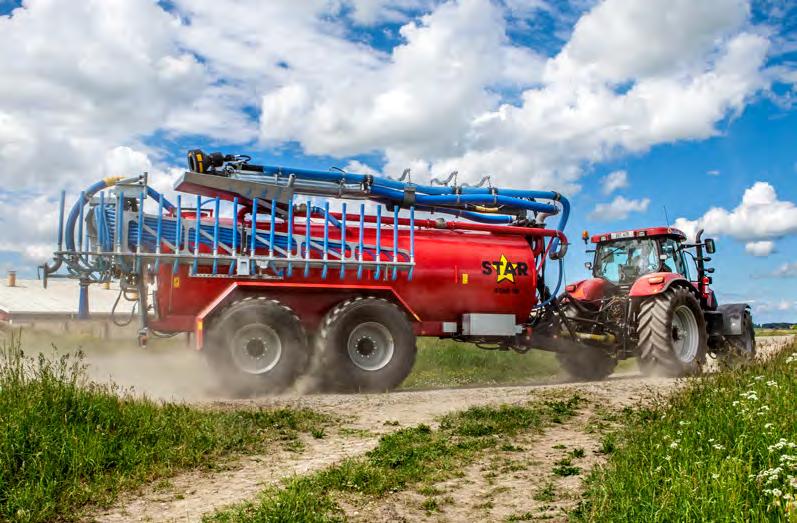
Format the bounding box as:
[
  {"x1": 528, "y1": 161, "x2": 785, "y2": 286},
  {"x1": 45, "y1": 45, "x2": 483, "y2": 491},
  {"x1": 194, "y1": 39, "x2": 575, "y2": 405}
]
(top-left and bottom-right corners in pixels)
[
  {"x1": 205, "y1": 297, "x2": 309, "y2": 396},
  {"x1": 556, "y1": 345, "x2": 617, "y2": 381},
  {"x1": 717, "y1": 310, "x2": 756, "y2": 368},
  {"x1": 555, "y1": 302, "x2": 617, "y2": 380},
  {"x1": 637, "y1": 286, "x2": 707, "y2": 377},
  {"x1": 317, "y1": 297, "x2": 416, "y2": 393}
]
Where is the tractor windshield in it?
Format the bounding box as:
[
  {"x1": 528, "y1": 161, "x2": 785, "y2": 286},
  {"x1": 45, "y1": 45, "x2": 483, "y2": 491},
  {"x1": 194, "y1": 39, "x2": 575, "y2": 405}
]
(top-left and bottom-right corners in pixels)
[{"x1": 594, "y1": 238, "x2": 660, "y2": 284}]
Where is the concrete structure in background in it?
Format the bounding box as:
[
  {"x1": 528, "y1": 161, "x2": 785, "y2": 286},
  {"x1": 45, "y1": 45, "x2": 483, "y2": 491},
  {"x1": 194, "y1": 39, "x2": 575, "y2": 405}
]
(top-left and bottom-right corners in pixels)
[{"x1": 0, "y1": 278, "x2": 138, "y2": 338}]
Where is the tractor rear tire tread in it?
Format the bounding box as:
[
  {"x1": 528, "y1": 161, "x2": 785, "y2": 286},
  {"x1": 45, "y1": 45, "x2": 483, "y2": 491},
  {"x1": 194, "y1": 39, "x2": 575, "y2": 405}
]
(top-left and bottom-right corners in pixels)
[{"x1": 637, "y1": 286, "x2": 707, "y2": 377}]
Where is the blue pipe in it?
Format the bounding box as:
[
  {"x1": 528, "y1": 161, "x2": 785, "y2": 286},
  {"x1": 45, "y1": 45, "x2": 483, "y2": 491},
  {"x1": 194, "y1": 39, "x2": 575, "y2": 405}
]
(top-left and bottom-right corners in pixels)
[
  {"x1": 259, "y1": 163, "x2": 570, "y2": 247},
  {"x1": 212, "y1": 197, "x2": 220, "y2": 275},
  {"x1": 174, "y1": 195, "x2": 182, "y2": 274},
  {"x1": 368, "y1": 185, "x2": 555, "y2": 214},
  {"x1": 77, "y1": 191, "x2": 85, "y2": 252},
  {"x1": 287, "y1": 197, "x2": 294, "y2": 277},
  {"x1": 65, "y1": 180, "x2": 108, "y2": 251},
  {"x1": 146, "y1": 186, "x2": 175, "y2": 211},
  {"x1": 340, "y1": 203, "x2": 347, "y2": 279}
]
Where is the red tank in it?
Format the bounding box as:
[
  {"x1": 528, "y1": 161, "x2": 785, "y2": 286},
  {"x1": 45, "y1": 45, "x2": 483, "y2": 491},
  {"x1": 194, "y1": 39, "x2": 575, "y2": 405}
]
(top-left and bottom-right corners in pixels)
[{"x1": 151, "y1": 217, "x2": 551, "y2": 342}]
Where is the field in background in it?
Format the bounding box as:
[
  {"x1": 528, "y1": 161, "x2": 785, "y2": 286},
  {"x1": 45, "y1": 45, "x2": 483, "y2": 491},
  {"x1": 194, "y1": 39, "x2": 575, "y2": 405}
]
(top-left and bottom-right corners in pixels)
[
  {"x1": 756, "y1": 328, "x2": 797, "y2": 337},
  {"x1": 582, "y1": 341, "x2": 797, "y2": 520},
  {"x1": 402, "y1": 338, "x2": 562, "y2": 389}
]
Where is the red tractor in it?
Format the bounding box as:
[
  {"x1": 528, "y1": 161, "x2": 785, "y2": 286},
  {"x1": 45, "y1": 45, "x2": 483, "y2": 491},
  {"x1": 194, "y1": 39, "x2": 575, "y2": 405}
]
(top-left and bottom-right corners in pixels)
[{"x1": 549, "y1": 227, "x2": 755, "y2": 379}]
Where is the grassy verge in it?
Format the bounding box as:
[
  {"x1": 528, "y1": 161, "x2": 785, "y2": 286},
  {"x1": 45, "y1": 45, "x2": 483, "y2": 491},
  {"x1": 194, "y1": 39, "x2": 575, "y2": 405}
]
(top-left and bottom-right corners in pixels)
[
  {"x1": 402, "y1": 338, "x2": 560, "y2": 389},
  {"x1": 756, "y1": 328, "x2": 796, "y2": 337},
  {"x1": 207, "y1": 393, "x2": 584, "y2": 522},
  {"x1": 0, "y1": 336, "x2": 331, "y2": 522},
  {"x1": 581, "y1": 343, "x2": 797, "y2": 521}
]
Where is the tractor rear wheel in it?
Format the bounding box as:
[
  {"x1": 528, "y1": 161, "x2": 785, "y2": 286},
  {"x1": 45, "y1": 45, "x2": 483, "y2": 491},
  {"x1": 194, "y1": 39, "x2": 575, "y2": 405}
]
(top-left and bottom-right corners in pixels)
[
  {"x1": 556, "y1": 345, "x2": 617, "y2": 381},
  {"x1": 637, "y1": 287, "x2": 707, "y2": 377},
  {"x1": 316, "y1": 297, "x2": 416, "y2": 392},
  {"x1": 717, "y1": 309, "x2": 756, "y2": 368},
  {"x1": 205, "y1": 297, "x2": 309, "y2": 396}
]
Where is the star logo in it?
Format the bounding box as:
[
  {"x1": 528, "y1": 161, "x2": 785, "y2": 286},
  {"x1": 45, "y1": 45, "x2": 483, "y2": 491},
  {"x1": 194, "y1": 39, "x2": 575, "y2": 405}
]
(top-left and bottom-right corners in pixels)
[{"x1": 494, "y1": 254, "x2": 517, "y2": 283}]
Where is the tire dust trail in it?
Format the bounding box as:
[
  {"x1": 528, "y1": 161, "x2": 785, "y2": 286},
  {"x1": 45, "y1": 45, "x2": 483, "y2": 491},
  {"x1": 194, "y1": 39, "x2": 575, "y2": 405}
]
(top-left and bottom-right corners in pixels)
[{"x1": 89, "y1": 336, "x2": 791, "y2": 522}]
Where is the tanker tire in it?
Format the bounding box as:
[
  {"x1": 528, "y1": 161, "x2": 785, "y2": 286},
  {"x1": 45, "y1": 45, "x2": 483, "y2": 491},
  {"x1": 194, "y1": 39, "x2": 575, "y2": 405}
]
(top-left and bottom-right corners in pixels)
[
  {"x1": 717, "y1": 310, "x2": 756, "y2": 368},
  {"x1": 205, "y1": 297, "x2": 309, "y2": 397},
  {"x1": 556, "y1": 346, "x2": 617, "y2": 381},
  {"x1": 637, "y1": 286, "x2": 707, "y2": 377},
  {"x1": 317, "y1": 297, "x2": 416, "y2": 393}
]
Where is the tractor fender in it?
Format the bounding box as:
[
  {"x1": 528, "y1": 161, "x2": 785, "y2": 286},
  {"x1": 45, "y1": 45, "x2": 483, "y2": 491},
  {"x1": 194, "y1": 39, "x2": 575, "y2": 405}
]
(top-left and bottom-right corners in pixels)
[
  {"x1": 628, "y1": 272, "x2": 691, "y2": 298},
  {"x1": 716, "y1": 303, "x2": 751, "y2": 336}
]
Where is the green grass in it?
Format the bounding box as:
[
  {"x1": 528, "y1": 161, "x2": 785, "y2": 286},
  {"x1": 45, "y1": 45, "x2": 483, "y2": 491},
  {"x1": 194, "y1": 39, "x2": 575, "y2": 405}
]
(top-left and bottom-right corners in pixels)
[
  {"x1": 402, "y1": 338, "x2": 560, "y2": 389},
  {"x1": 755, "y1": 328, "x2": 796, "y2": 337},
  {"x1": 0, "y1": 336, "x2": 330, "y2": 523},
  {"x1": 207, "y1": 394, "x2": 584, "y2": 522},
  {"x1": 581, "y1": 343, "x2": 797, "y2": 521}
]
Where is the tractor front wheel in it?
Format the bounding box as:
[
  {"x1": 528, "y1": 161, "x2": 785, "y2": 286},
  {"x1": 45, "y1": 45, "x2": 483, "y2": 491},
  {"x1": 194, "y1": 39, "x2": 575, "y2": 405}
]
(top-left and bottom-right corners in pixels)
[
  {"x1": 205, "y1": 297, "x2": 309, "y2": 396},
  {"x1": 316, "y1": 297, "x2": 416, "y2": 392},
  {"x1": 637, "y1": 287, "x2": 707, "y2": 377},
  {"x1": 556, "y1": 345, "x2": 617, "y2": 381}
]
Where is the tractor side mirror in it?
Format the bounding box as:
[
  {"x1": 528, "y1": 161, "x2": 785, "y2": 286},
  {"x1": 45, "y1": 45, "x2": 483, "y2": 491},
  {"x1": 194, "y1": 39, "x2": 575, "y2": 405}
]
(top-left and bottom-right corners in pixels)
[{"x1": 704, "y1": 238, "x2": 716, "y2": 254}]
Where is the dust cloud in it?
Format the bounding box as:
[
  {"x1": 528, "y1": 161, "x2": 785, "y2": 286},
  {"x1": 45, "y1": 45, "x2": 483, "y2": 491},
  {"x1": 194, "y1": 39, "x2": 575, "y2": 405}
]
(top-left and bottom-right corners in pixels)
[{"x1": 17, "y1": 330, "x2": 224, "y2": 402}]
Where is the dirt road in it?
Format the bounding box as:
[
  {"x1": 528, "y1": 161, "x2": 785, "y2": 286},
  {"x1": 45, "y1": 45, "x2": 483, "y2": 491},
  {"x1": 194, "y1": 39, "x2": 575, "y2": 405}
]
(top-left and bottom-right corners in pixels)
[{"x1": 91, "y1": 336, "x2": 792, "y2": 522}]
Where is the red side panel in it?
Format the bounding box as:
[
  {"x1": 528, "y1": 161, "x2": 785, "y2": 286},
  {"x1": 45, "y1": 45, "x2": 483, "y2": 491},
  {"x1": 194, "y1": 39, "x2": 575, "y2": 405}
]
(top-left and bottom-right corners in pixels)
[
  {"x1": 567, "y1": 278, "x2": 611, "y2": 302},
  {"x1": 628, "y1": 272, "x2": 687, "y2": 297}
]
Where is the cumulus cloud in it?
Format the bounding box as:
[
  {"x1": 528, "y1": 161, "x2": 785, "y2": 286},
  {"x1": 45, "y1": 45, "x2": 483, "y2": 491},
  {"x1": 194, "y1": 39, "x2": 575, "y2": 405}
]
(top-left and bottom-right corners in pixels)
[
  {"x1": 745, "y1": 240, "x2": 775, "y2": 256},
  {"x1": 674, "y1": 182, "x2": 797, "y2": 248},
  {"x1": 601, "y1": 170, "x2": 628, "y2": 195},
  {"x1": 589, "y1": 195, "x2": 650, "y2": 221},
  {"x1": 0, "y1": 0, "x2": 205, "y2": 189},
  {"x1": 0, "y1": 0, "x2": 788, "y2": 265}
]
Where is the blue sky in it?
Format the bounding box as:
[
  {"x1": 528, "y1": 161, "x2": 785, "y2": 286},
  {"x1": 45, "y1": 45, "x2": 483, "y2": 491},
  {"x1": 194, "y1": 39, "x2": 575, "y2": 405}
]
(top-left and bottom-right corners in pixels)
[{"x1": 0, "y1": 0, "x2": 796, "y2": 321}]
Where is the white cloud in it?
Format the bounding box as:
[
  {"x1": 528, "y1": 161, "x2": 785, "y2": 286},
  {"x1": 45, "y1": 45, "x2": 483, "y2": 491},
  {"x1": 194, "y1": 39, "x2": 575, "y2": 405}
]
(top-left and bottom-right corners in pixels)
[
  {"x1": 342, "y1": 0, "x2": 435, "y2": 25},
  {"x1": 770, "y1": 262, "x2": 797, "y2": 278},
  {"x1": 745, "y1": 240, "x2": 775, "y2": 256},
  {"x1": 0, "y1": 0, "x2": 786, "y2": 267},
  {"x1": 0, "y1": 0, "x2": 205, "y2": 189},
  {"x1": 601, "y1": 170, "x2": 628, "y2": 195},
  {"x1": 589, "y1": 195, "x2": 650, "y2": 221},
  {"x1": 674, "y1": 182, "x2": 797, "y2": 248},
  {"x1": 707, "y1": 169, "x2": 721, "y2": 176}
]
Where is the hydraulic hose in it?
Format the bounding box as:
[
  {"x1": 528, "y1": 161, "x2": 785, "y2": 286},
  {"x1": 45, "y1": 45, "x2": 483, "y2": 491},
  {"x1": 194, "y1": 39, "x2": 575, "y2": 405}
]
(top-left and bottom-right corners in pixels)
[{"x1": 258, "y1": 163, "x2": 571, "y2": 250}]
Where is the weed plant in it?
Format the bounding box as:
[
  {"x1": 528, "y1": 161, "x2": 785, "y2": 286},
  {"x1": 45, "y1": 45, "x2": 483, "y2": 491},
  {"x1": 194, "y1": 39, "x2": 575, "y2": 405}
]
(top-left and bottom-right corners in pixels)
[
  {"x1": 582, "y1": 345, "x2": 797, "y2": 521},
  {"x1": 0, "y1": 335, "x2": 327, "y2": 522}
]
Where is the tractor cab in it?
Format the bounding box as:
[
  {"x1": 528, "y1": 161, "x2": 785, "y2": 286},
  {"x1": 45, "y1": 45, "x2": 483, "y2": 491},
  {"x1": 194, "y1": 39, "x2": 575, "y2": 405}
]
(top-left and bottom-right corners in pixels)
[
  {"x1": 589, "y1": 228, "x2": 691, "y2": 287},
  {"x1": 566, "y1": 226, "x2": 718, "y2": 309}
]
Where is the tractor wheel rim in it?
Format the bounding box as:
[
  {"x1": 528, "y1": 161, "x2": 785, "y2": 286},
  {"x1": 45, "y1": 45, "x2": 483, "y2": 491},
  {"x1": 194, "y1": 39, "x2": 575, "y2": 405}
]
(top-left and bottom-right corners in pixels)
[
  {"x1": 347, "y1": 322, "x2": 394, "y2": 371},
  {"x1": 231, "y1": 324, "x2": 282, "y2": 375},
  {"x1": 671, "y1": 305, "x2": 699, "y2": 363}
]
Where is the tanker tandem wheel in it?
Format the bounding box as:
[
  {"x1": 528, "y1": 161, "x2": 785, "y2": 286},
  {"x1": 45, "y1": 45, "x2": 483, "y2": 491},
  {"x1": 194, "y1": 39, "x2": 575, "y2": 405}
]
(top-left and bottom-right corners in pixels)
[
  {"x1": 316, "y1": 296, "x2": 417, "y2": 393},
  {"x1": 205, "y1": 297, "x2": 310, "y2": 396}
]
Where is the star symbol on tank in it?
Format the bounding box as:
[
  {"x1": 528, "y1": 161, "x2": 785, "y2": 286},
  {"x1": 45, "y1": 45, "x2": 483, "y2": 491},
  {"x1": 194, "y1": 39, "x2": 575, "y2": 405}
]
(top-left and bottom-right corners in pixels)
[{"x1": 494, "y1": 254, "x2": 518, "y2": 283}]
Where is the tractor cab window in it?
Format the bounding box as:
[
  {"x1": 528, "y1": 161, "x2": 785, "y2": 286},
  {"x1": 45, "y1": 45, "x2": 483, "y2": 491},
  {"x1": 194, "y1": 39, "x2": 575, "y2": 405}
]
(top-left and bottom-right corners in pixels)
[
  {"x1": 659, "y1": 238, "x2": 689, "y2": 278},
  {"x1": 594, "y1": 238, "x2": 660, "y2": 285}
]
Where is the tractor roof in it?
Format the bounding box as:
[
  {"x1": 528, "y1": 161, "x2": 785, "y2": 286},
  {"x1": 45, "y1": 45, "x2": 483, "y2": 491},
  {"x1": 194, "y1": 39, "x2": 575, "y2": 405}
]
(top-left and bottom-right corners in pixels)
[{"x1": 590, "y1": 227, "x2": 686, "y2": 244}]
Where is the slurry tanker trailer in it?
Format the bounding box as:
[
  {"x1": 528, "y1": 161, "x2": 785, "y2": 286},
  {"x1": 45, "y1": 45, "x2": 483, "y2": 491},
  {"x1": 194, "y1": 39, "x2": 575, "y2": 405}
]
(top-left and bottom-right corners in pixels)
[{"x1": 41, "y1": 151, "x2": 753, "y2": 395}]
